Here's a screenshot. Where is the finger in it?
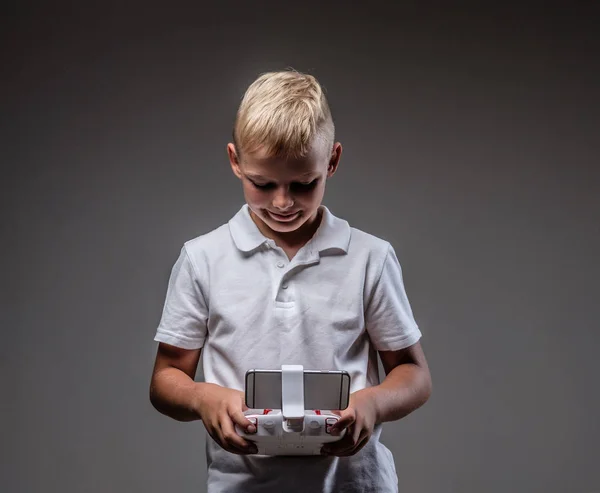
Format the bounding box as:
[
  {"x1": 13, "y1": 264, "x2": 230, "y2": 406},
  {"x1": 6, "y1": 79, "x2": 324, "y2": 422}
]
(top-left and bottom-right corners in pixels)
[
  {"x1": 220, "y1": 441, "x2": 256, "y2": 455},
  {"x1": 217, "y1": 430, "x2": 257, "y2": 455},
  {"x1": 330, "y1": 413, "x2": 355, "y2": 436},
  {"x1": 213, "y1": 432, "x2": 253, "y2": 455},
  {"x1": 323, "y1": 427, "x2": 369, "y2": 456},
  {"x1": 225, "y1": 443, "x2": 257, "y2": 455},
  {"x1": 322, "y1": 435, "x2": 353, "y2": 455},
  {"x1": 321, "y1": 424, "x2": 356, "y2": 454},
  {"x1": 206, "y1": 414, "x2": 256, "y2": 455},
  {"x1": 220, "y1": 413, "x2": 258, "y2": 453},
  {"x1": 206, "y1": 426, "x2": 250, "y2": 455},
  {"x1": 353, "y1": 435, "x2": 370, "y2": 454},
  {"x1": 329, "y1": 434, "x2": 371, "y2": 457},
  {"x1": 230, "y1": 408, "x2": 257, "y2": 434}
]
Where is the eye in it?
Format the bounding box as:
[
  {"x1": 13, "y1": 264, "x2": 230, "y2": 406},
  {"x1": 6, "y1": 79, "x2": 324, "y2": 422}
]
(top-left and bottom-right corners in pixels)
[
  {"x1": 250, "y1": 180, "x2": 275, "y2": 190},
  {"x1": 291, "y1": 179, "x2": 318, "y2": 191}
]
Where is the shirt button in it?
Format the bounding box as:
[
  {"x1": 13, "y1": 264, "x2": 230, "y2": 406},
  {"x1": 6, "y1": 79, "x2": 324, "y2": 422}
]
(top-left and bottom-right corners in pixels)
[
  {"x1": 277, "y1": 261, "x2": 285, "y2": 268},
  {"x1": 282, "y1": 284, "x2": 288, "y2": 289}
]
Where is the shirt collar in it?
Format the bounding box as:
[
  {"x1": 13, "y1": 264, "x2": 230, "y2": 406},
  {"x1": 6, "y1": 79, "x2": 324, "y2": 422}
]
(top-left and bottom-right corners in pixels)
[{"x1": 228, "y1": 204, "x2": 351, "y2": 255}]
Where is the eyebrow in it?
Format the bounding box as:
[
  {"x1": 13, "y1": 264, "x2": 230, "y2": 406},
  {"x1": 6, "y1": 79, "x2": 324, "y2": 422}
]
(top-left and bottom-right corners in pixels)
[{"x1": 245, "y1": 172, "x2": 316, "y2": 181}]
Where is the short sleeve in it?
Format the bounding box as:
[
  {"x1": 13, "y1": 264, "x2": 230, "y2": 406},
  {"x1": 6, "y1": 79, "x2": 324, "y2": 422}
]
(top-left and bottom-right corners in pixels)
[
  {"x1": 365, "y1": 243, "x2": 422, "y2": 351},
  {"x1": 154, "y1": 245, "x2": 208, "y2": 349}
]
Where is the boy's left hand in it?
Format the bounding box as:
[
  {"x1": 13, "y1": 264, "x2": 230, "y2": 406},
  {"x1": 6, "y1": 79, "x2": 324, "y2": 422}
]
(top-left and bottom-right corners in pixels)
[{"x1": 321, "y1": 388, "x2": 378, "y2": 457}]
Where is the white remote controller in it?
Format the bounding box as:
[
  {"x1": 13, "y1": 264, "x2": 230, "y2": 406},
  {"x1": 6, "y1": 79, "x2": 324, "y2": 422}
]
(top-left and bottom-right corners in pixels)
[{"x1": 236, "y1": 409, "x2": 346, "y2": 456}]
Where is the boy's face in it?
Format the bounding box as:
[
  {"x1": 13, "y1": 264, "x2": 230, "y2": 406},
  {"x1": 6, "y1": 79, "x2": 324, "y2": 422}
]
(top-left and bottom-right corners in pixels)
[{"x1": 228, "y1": 137, "x2": 342, "y2": 241}]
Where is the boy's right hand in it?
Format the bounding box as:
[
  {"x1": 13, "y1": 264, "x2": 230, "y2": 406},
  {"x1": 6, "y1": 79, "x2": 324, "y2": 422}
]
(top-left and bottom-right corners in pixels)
[{"x1": 195, "y1": 383, "x2": 258, "y2": 455}]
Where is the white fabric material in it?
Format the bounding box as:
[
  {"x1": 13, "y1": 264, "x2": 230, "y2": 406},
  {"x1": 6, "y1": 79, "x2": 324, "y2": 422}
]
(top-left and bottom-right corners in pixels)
[{"x1": 154, "y1": 204, "x2": 422, "y2": 493}]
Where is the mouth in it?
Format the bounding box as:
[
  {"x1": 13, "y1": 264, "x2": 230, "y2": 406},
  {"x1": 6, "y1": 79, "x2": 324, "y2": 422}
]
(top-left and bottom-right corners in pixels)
[{"x1": 266, "y1": 210, "x2": 301, "y2": 222}]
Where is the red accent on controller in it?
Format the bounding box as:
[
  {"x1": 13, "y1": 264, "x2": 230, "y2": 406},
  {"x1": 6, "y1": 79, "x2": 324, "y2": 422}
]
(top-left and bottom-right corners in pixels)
[
  {"x1": 315, "y1": 410, "x2": 321, "y2": 415},
  {"x1": 263, "y1": 409, "x2": 273, "y2": 415}
]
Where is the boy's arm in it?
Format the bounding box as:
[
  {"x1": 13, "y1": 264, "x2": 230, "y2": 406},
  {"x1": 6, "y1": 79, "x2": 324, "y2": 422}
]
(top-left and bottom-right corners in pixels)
[
  {"x1": 149, "y1": 342, "x2": 259, "y2": 454},
  {"x1": 149, "y1": 342, "x2": 205, "y2": 422},
  {"x1": 322, "y1": 341, "x2": 431, "y2": 456},
  {"x1": 373, "y1": 341, "x2": 432, "y2": 423}
]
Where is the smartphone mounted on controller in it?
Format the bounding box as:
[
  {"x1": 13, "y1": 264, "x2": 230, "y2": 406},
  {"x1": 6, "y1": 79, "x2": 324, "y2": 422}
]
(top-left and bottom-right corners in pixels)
[{"x1": 245, "y1": 368, "x2": 351, "y2": 410}]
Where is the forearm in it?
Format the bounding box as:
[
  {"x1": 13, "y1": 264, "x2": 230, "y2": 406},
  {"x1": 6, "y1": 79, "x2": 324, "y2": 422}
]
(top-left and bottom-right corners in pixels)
[
  {"x1": 149, "y1": 367, "x2": 210, "y2": 422},
  {"x1": 368, "y1": 363, "x2": 432, "y2": 424}
]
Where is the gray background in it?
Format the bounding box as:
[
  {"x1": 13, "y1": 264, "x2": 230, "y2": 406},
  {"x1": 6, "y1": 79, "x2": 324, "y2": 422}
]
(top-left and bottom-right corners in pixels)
[{"x1": 2, "y1": 2, "x2": 599, "y2": 492}]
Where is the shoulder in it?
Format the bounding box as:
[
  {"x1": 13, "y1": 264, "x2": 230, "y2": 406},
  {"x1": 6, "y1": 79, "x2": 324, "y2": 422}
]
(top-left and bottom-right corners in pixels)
[
  {"x1": 345, "y1": 223, "x2": 394, "y2": 270},
  {"x1": 347, "y1": 228, "x2": 400, "y2": 291},
  {"x1": 349, "y1": 226, "x2": 390, "y2": 252},
  {"x1": 178, "y1": 221, "x2": 235, "y2": 274},
  {"x1": 184, "y1": 223, "x2": 231, "y2": 254},
  {"x1": 324, "y1": 207, "x2": 391, "y2": 259}
]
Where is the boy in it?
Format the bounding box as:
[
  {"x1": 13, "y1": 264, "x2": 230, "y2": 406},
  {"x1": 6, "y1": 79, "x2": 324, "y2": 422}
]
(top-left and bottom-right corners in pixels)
[{"x1": 150, "y1": 69, "x2": 432, "y2": 493}]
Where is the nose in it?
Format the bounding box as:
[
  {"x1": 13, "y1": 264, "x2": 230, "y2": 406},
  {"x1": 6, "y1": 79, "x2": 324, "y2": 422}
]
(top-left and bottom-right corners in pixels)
[{"x1": 272, "y1": 186, "x2": 294, "y2": 211}]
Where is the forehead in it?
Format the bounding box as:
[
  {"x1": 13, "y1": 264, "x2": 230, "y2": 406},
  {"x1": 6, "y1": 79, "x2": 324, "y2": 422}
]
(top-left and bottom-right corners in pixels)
[{"x1": 240, "y1": 142, "x2": 328, "y2": 180}]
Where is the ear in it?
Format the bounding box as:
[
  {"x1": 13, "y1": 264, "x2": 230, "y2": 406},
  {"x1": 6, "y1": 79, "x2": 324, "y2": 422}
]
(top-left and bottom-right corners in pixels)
[
  {"x1": 227, "y1": 143, "x2": 243, "y2": 179},
  {"x1": 327, "y1": 142, "x2": 342, "y2": 178}
]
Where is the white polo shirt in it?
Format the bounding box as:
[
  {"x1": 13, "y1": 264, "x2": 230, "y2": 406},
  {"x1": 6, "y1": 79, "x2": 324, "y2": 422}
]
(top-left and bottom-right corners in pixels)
[{"x1": 154, "y1": 204, "x2": 422, "y2": 493}]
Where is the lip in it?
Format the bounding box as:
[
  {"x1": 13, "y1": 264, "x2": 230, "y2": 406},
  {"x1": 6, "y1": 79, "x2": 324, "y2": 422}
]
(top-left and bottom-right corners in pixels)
[{"x1": 267, "y1": 210, "x2": 300, "y2": 222}]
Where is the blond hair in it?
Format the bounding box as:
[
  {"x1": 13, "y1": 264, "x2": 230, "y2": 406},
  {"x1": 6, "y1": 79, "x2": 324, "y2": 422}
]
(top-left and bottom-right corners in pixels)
[{"x1": 232, "y1": 69, "x2": 335, "y2": 159}]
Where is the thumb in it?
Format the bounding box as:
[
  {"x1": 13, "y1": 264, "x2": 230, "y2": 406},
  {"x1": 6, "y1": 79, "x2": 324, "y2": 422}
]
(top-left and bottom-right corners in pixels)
[
  {"x1": 230, "y1": 408, "x2": 256, "y2": 433},
  {"x1": 330, "y1": 408, "x2": 355, "y2": 435}
]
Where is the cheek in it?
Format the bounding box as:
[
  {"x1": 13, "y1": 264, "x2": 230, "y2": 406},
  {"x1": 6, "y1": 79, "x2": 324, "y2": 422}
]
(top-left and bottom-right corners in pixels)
[
  {"x1": 242, "y1": 184, "x2": 266, "y2": 205},
  {"x1": 305, "y1": 184, "x2": 326, "y2": 204}
]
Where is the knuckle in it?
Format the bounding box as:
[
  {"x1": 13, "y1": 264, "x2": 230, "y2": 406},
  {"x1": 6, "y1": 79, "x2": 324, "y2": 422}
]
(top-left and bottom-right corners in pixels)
[{"x1": 222, "y1": 431, "x2": 237, "y2": 444}]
